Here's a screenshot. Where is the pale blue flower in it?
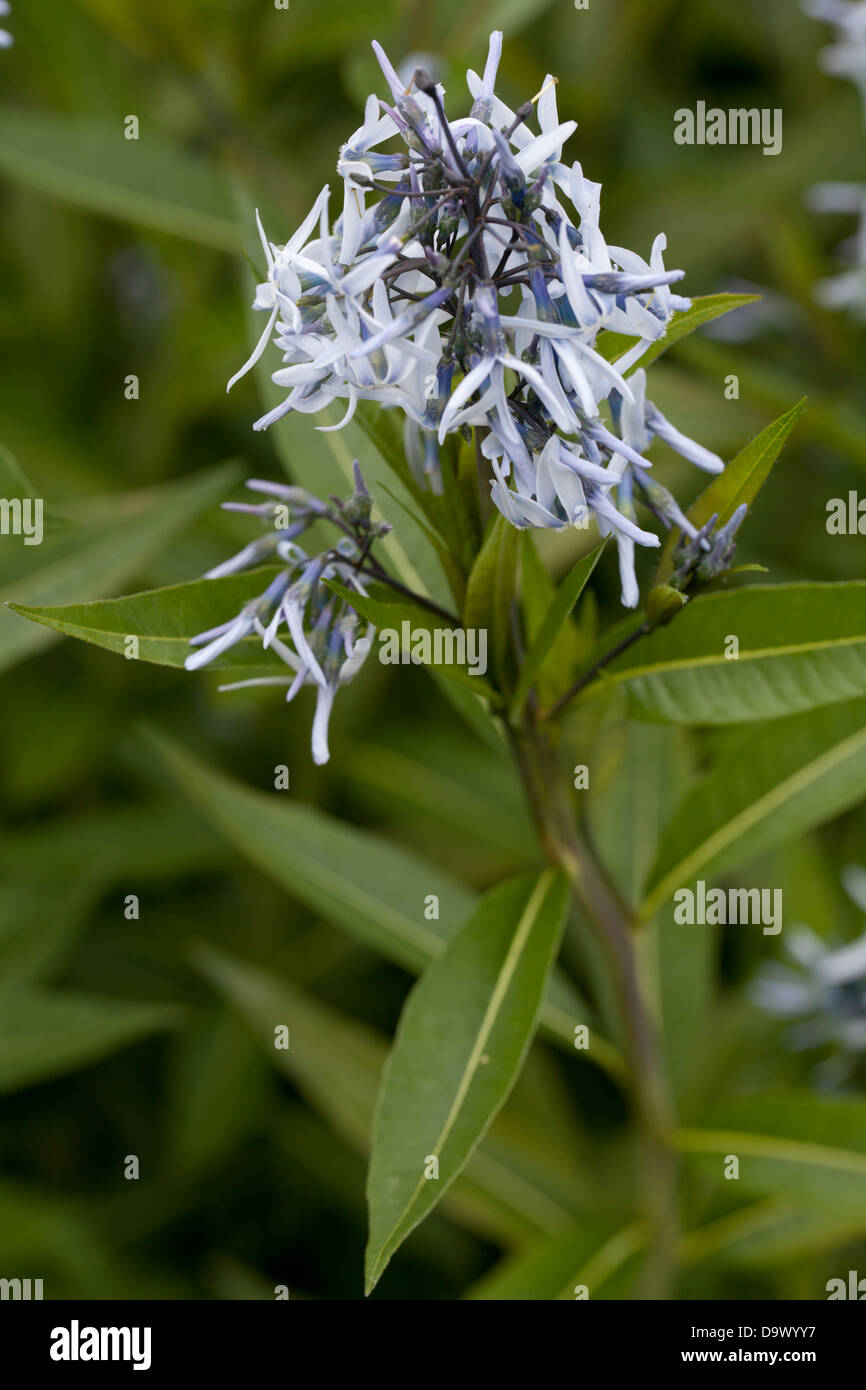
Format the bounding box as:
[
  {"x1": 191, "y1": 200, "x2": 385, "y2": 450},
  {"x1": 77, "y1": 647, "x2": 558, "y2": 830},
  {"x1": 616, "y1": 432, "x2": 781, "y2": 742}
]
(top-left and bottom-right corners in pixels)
[
  {"x1": 227, "y1": 30, "x2": 727, "y2": 605},
  {"x1": 753, "y1": 866, "x2": 866, "y2": 1089},
  {"x1": 186, "y1": 475, "x2": 378, "y2": 765}
]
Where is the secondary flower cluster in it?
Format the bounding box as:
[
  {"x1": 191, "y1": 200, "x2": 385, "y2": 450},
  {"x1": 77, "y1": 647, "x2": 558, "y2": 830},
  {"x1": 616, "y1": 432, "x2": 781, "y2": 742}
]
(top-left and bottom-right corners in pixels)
[
  {"x1": 229, "y1": 31, "x2": 724, "y2": 607},
  {"x1": 804, "y1": 1, "x2": 866, "y2": 314},
  {"x1": 0, "y1": 2, "x2": 12, "y2": 48},
  {"x1": 805, "y1": 0, "x2": 866, "y2": 109},
  {"x1": 185, "y1": 466, "x2": 383, "y2": 765},
  {"x1": 753, "y1": 866, "x2": 866, "y2": 1090}
]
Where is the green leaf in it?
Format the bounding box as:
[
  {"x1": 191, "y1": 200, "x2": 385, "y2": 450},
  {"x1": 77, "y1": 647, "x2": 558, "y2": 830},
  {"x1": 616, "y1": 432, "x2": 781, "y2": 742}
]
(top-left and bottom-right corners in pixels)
[
  {"x1": 0, "y1": 804, "x2": 224, "y2": 883},
  {"x1": 519, "y1": 534, "x2": 584, "y2": 708},
  {"x1": 0, "y1": 444, "x2": 67, "y2": 537},
  {"x1": 0, "y1": 110, "x2": 238, "y2": 249},
  {"x1": 681, "y1": 1199, "x2": 866, "y2": 1270},
  {"x1": 10, "y1": 565, "x2": 285, "y2": 675},
  {"x1": 340, "y1": 733, "x2": 537, "y2": 864},
  {"x1": 466, "y1": 1220, "x2": 645, "y2": 1301},
  {"x1": 147, "y1": 729, "x2": 599, "y2": 1062},
  {"x1": 510, "y1": 542, "x2": 605, "y2": 719},
  {"x1": 0, "y1": 1177, "x2": 174, "y2": 1299},
  {"x1": 0, "y1": 990, "x2": 179, "y2": 1095},
  {"x1": 327, "y1": 579, "x2": 500, "y2": 702},
  {"x1": 199, "y1": 946, "x2": 593, "y2": 1250},
  {"x1": 427, "y1": 668, "x2": 507, "y2": 753},
  {"x1": 463, "y1": 513, "x2": 519, "y2": 684},
  {"x1": 354, "y1": 404, "x2": 464, "y2": 576},
  {"x1": 166, "y1": 1009, "x2": 268, "y2": 1178},
  {"x1": 642, "y1": 698, "x2": 866, "y2": 917},
  {"x1": 376, "y1": 480, "x2": 465, "y2": 607},
  {"x1": 364, "y1": 870, "x2": 569, "y2": 1293},
  {"x1": 676, "y1": 1090, "x2": 866, "y2": 1218},
  {"x1": 586, "y1": 720, "x2": 698, "y2": 1080},
  {"x1": 1, "y1": 462, "x2": 241, "y2": 672},
  {"x1": 146, "y1": 727, "x2": 474, "y2": 973},
  {"x1": 0, "y1": 875, "x2": 100, "y2": 999},
  {"x1": 589, "y1": 722, "x2": 693, "y2": 909},
  {"x1": 0, "y1": 443, "x2": 37, "y2": 497},
  {"x1": 595, "y1": 293, "x2": 761, "y2": 368},
  {"x1": 598, "y1": 582, "x2": 866, "y2": 725},
  {"x1": 656, "y1": 399, "x2": 806, "y2": 583}
]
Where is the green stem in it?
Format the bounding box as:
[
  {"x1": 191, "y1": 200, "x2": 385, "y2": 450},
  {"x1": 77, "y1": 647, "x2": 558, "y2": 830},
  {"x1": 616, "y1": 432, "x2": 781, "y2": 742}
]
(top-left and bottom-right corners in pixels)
[
  {"x1": 359, "y1": 560, "x2": 462, "y2": 627},
  {"x1": 507, "y1": 723, "x2": 679, "y2": 1299}
]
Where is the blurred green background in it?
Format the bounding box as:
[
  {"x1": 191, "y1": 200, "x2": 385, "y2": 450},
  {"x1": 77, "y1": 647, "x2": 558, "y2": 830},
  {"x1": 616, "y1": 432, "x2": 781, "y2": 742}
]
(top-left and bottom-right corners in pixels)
[{"x1": 1, "y1": 0, "x2": 865, "y2": 1300}]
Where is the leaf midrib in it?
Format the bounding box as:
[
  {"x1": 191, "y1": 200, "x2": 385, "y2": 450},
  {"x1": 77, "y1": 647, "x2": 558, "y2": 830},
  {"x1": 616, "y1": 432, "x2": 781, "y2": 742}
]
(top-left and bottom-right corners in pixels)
[
  {"x1": 676, "y1": 1128, "x2": 866, "y2": 1178},
  {"x1": 603, "y1": 632, "x2": 866, "y2": 688},
  {"x1": 642, "y1": 722, "x2": 866, "y2": 916},
  {"x1": 369, "y1": 871, "x2": 554, "y2": 1282}
]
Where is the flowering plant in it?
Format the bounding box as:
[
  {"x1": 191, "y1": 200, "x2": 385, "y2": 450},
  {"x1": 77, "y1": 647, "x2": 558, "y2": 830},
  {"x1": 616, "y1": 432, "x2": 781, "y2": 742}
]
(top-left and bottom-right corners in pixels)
[
  {"x1": 186, "y1": 31, "x2": 754, "y2": 763},
  {"x1": 12, "y1": 22, "x2": 866, "y2": 1305}
]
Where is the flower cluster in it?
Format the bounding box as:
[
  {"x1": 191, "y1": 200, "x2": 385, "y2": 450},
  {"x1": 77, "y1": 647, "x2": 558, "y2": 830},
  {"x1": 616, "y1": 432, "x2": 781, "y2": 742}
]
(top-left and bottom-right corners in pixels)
[
  {"x1": 753, "y1": 866, "x2": 866, "y2": 1089},
  {"x1": 0, "y1": 2, "x2": 12, "y2": 49},
  {"x1": 229, "y1": 31, "x2": 724, "y2": 608},
  {"x1": 185, "y1": 466, "x2": 384, "y2": 765},
  {"x1": 804, "y1": 2, "x2": 866, "y2": 314}
]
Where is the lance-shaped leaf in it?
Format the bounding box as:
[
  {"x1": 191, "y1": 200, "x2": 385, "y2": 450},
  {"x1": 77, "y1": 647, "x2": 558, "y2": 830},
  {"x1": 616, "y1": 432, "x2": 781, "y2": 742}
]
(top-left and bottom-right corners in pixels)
[
  {"x1": 676, "y1": 1090, "x2": 866, "y2": 1219},
  {"x1": 146, "y1": 727, "x2": 474, "y2": 972},
  {"x1": 596, "y1": 582, "x2": 866, "y2": 725},
  {"x1": 364, "y1": 870, "x2": 569, "y2": 1293},
  {"x1": 0, "y1": 109, "x2": 238, "y2": 249},
  {"x1": 196, "y1": 946, "x2": 588, "y2": 1249},
  {"x1": 0, "y1": 875, "x2": 100, "y2": 1000},
  {"x1": 589, "y1": 721, "x2": 693, "y2": 908},
  {"x1": 463, "y1": 513, "x2": 520, "y2": 686},
  {"x1": 10, "y1": 566, "x2": 285, "y2": 678},
  {"x1": 0, "y1": 444, "x2": 67, "y2": 536},
  {"x1": 145, "y1": 729, "x2": 601, "y2": 1062},
  {"x1": 0, "y1": 804, "x2": 224, "y2": 883},
  {"x1": 510, "y1": 542, "x2": 605, "y2": 720},
  {"x1": 520, "y1": 534, "x2": 585, "y2": 705},
  {"x1": 466, "y1": 1219, "x2": 645, "y2": 1301},
  {"x1": 594, "y1": 292, "x2": 761, "y2": 368},
  {"x1": 1, "y1": 461, "x2": 241, "y2": 672},
  {"x1": 656, "y1": 399, "x2": 806, "y2": 583},
  {"x1": 680, "y1": 1198, "x2": 866, "y2": 1270},
  {"x1": 340, "y1": 730, "x2": 536, "y2": 863},
  {"x1": 0, "y1": 989, "x2": 179, "y2": 1096},
  {"x1": 642, "y1": 698, "x2": 866, "y2": 918}
]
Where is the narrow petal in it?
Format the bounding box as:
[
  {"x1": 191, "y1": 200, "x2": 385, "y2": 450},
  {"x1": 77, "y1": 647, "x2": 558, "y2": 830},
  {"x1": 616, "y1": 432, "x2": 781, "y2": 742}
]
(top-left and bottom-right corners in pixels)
[
  {"x1": 438, "y1": 357, "x2": 495, "y2": 440},
  {"x1": 185, "y1": 613, "x2": 255, "y2": 670},
  {"x1": 311, "y1": 684, "x2": 336, "y2": 764},
  {"x1": 227, "y1": 305, "x2": 278, "y2": 392}
]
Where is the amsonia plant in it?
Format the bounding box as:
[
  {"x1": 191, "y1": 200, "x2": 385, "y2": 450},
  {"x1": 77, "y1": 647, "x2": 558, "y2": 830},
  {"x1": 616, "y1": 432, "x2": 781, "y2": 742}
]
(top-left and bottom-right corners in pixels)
[{"x1": 13, "y1": 30, "x2": 866, "y2": 1300}]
